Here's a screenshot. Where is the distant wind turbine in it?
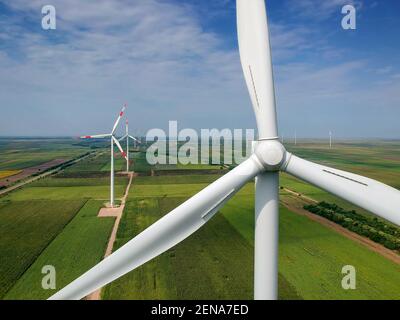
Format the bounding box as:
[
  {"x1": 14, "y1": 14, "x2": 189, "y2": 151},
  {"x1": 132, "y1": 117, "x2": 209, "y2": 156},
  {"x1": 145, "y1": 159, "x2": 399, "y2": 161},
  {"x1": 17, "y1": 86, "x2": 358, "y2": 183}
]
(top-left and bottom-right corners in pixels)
[
  {"x1": 119, "y1": 119, "x2": 141, "y2": 172},
  {"x1": 80, "y1": 104, "x2": 127, "y2": 207},
  {"x1": 329, "y1": 131, "x2": 332, "y2": 149}
]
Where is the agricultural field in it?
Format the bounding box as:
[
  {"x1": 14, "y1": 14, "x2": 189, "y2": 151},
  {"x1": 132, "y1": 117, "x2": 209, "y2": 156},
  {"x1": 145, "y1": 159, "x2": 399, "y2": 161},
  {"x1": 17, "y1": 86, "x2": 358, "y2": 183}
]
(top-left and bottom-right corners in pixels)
[
  {"x1": 0, "y1": 139, "x2": 399, "y2": 300},
  {"x1": 0, "y1": 139, "x2": 130, "y2": 299},
  {"x1": 103, "y1": 140, "x2": 400, "y2": 300},
  {"x1": 0, "y1": 138, "x2": 89, "y2": 171},
  {"x1": 0, "y1": 199, "x2": 86, "y2": 298},
  {"x1": 5, "y1": 200, "x2": 115, "y2": 300}
]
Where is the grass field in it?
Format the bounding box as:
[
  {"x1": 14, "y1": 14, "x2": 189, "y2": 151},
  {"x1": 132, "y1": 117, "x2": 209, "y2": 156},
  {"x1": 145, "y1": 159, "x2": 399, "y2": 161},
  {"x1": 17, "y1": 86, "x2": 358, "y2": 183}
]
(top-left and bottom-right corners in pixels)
[
  {"x1": 0, "y1": 199, "x2": 86, "y2": 298},
  {"x1": 5, "y1": 200, "x2": 115, "y2": 300}
]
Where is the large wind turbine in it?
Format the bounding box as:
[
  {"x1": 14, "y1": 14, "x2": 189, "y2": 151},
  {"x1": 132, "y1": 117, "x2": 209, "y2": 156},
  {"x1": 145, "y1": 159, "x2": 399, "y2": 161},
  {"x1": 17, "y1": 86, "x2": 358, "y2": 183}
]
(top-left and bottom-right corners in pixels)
[
  {"x1": 81, "y1": 105, "x2": 127, "y2": 207},
  {"x1": 51, "y1": 0, "x2": 400, "y2": 300},
  {"x1": 119, "y1": 119, "x2": 141, "y2": 172}
]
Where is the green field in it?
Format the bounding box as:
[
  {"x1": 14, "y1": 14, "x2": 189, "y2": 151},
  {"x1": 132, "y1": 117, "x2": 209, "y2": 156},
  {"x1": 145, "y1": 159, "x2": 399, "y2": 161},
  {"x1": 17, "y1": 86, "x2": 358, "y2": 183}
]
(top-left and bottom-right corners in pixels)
[
  {"x1": 222, "y1": 196, "x2": 400, "y2": 299},
  {"x1": 5, "y1": 200, "x2": 115, "y2": 300},
  {"x1": 103, "y1": 168, "x2": 400, "y2": 300},
  {"x1": 0, "y1": 199, "x2": 86, "y2": 298},
  {"x1": 103, "y1": 194, "x2": 300, "y2": 300},
  {"x1": 0, "y1": 138, "x2": 89, "y2": 171},
  {"x1": 0, "y1": 139, "x2": 399, "y2": 300},
  {"x1": 0, "y1": 140, "x2": 130, "y2": 299}
]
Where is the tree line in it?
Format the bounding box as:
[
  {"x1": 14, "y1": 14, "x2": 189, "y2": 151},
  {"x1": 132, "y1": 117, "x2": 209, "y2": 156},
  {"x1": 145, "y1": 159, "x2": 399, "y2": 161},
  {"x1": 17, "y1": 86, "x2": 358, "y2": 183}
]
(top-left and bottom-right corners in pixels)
[{"x1": 304, "y1": 201, "x2": 400, "y2": 251}]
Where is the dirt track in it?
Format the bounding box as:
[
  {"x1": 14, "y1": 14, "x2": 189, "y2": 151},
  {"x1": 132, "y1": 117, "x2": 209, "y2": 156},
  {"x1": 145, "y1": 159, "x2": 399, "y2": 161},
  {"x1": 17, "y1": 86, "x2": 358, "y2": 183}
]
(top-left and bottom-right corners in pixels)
[{"x1": 86, "y1": 172, "x2": 135, "y2": 300}]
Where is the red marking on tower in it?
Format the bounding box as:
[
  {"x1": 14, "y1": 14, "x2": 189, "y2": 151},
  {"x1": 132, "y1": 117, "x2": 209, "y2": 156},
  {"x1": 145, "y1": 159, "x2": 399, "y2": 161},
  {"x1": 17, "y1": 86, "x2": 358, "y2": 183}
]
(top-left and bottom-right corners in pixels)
[{"x1": 84, "y1": 136, "x2": 92, "y2": 139}]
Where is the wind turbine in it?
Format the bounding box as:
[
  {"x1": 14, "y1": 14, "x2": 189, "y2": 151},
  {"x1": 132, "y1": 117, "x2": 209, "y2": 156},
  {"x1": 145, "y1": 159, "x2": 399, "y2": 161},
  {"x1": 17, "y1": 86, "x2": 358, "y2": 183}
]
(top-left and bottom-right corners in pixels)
[
  {"x1": 50, "y1": 0, "x2": 400, "y2": 300},
  {"x1": 81, "y1": 104, "x2": 128, "y2": 207},
  {"x1": 329, "y1": 130, "x2": 332, "y2": 149},
  {"x1": 119, "y1": 119, "x2": 141, "y2": 172}
]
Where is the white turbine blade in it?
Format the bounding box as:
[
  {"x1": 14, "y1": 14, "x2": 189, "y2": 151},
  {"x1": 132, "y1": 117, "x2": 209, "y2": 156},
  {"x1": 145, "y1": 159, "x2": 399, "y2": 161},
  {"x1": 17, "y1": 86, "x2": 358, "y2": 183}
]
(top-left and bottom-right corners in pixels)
[
  {"x1": 129, "y1": 135, "x2": 141, "y2": 143},
  {"x1": 118, "y1": 134, "x2": 128, "y2": 142},
  {"x1": 237, "y1": 0, "x2": 278, "y2": 139},
  {"x1": 111, "y1": 104, "x2": 127, "y2": 135},
  {"x1": 49, "y1": 155, "x2": 264, "y2": 300},
  {"x1": 284, "y1": 154, "x2": 400, "y2": 226},
  {"x1": 112, "y1": 136, "x2": 127, "y2": 160},
  {"x1": 80, "y1": 134, "x2": 111, "y2": 139}
]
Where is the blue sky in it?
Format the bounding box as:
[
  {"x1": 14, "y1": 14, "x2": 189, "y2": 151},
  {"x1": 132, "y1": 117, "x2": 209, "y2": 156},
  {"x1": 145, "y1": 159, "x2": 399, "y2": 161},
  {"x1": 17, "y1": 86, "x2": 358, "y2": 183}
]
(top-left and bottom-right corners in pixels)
[{"x1": 0, "y1": 0, "x2": 399, "y2": 138}]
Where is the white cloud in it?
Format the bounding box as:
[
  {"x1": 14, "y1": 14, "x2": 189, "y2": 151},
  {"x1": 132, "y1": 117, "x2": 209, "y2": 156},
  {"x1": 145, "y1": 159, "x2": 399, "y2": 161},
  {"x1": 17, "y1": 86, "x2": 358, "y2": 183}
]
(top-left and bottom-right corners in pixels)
[{"x1": 0, "y1": 0, "x2": 252, "y2": 136}]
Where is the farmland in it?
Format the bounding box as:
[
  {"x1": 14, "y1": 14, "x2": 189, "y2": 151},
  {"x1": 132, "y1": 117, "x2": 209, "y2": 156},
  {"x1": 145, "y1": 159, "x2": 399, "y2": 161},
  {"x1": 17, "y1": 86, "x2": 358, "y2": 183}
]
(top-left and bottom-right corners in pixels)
[
  {"x1": 0, "y1": 138, "x2": 89, "y2": 171},
  {"x1": 0, "y1": 199, "x2": 86, "y2": 298},
  {"x1": 0, "y1": 138, "x2": 399, "y2": 300},
  {"x1": 103, "y1": 166, "x2": 400, "y2": 300},
  {"x1": 5, "y1": 200, "x2": 115, "y2": 300},
  {"x1": 0, "y1": 139, "x2": 129, "y2": 298}
]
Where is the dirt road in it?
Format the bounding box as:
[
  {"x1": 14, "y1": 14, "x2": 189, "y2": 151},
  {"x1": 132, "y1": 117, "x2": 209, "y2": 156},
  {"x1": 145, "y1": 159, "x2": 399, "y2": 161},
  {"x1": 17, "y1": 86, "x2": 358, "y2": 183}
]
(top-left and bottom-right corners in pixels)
[{"x1": 86, "y1": 172, "x2": 135, "y2": 300}]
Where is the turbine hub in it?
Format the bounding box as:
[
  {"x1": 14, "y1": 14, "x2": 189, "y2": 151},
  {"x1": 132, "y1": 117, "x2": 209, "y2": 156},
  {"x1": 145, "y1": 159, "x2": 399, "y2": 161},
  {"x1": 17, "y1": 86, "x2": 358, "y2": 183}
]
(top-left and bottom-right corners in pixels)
[{"x1": 254, "y1": 139, "x2": 287, "y2": 171}]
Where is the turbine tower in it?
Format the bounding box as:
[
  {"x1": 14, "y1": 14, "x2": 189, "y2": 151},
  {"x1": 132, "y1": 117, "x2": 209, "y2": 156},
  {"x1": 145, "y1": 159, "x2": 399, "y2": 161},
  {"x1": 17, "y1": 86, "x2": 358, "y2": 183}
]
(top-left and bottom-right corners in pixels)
[
  {"x1": 81, "y1": 104, "x2": 127, "y2": 207},
  {"x1": 51, "y1": 0, "x2": 400, "y2": 300},
  {"x1": 329, "y1": 130, "x2": 332, "y2": 149}
]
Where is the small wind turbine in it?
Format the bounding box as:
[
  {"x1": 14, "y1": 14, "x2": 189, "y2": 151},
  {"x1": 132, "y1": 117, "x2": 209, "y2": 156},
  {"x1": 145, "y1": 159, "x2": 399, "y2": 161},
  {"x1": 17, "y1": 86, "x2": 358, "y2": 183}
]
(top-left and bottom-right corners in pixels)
[
  {"x1": 294, "y1": 130, "x2": 297, "y2": 145},
  {"x1": 329, "y1": 131, "x2": 332, "y2": 149},
  {"x1": 51, "y1": 0, "x2": 400, "y2": 300},
  {"x1": 81, "y1": 104, "x2": 127, "y2": 207},
  {"x1": 119, "y1": 119, "x2": 141, "y2": 172}
]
